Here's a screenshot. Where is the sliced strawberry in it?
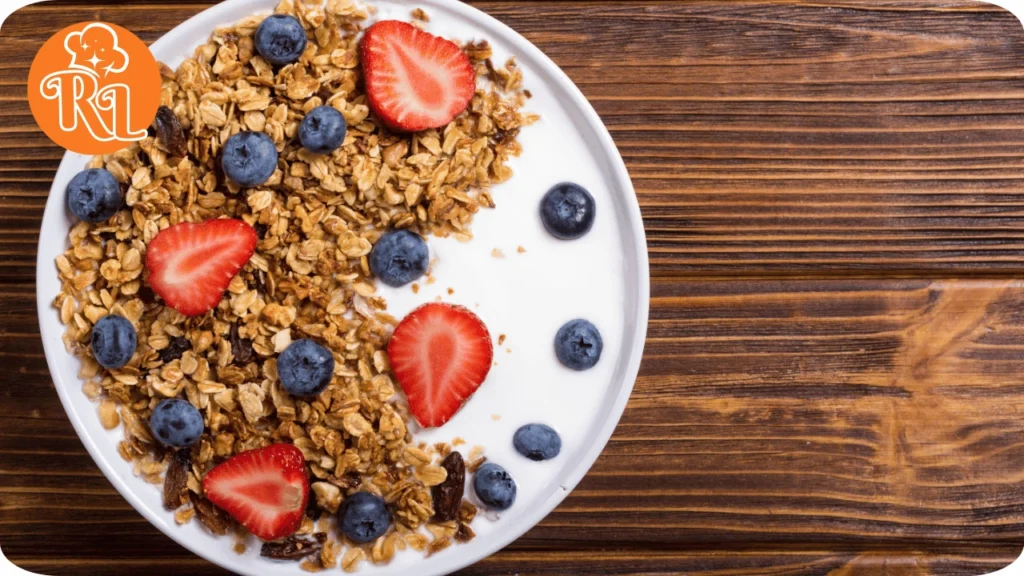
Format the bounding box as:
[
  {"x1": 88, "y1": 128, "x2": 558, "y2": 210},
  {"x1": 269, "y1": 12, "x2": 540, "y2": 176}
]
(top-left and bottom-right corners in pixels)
[
  {"x1": 387, "y1": 303, "x2": 493, "y2": 428},
  {"x1": 202, "y1": 443, "x2": 309, "y2": 541},
  {"x1": 145, "y1": 218, "x2": 257, "y2": 317},
  {"x1": 360, "y1": 20, "x2": 476, "y2": 132}
]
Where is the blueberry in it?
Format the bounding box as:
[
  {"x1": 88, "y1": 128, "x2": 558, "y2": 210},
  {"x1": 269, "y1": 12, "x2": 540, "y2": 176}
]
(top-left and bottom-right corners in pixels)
[
  {"x1": 369, "y1": 230, "x2": 429, "y2": 287},
  {"x1": 254, "y1": 14, "x2": 308, "y2": 66},
  {"x1": 554, "y1": 319, "x2": 603, "y2": 371},
  {"x1": 278, "y1": 339, "x2": 335, "y2": 398},
  {"x1": 67, "y1": 168, "x2": 122, "y2": 223},
  {"x1": 149, "y1": 398, "x2": 204, "y2": 448},
  {"x1": 473, "y1": 463, "x2": 516, "y2": 510},
  {"x1": 540, "y1": 183, "x2": 595, "y2": 240},
  {"x1": 338, "y1": 492, "x2": 390, "y2": 543},
  {"x1": 300, "y1": 106, "x2": 347, "y2": 154},
  {"x1": 90, "y1": 315, "x2": 137, "y2": 369},
  {"x1": 513, "y1": 424, "x2": 562, "y2": 461},
  {"x1": 222, "y1": 131, "x2": 278, "y2": 187}
]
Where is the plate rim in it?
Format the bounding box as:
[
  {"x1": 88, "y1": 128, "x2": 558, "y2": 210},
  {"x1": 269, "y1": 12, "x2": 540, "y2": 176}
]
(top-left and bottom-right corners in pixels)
[{"x1": 34, "y1": 1, "x2": 650, "y2": 574}]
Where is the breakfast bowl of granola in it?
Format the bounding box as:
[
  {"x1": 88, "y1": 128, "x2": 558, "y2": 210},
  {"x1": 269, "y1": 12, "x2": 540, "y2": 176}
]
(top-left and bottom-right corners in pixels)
[{"x1": 35, "y1": 0, "x2": 648, "y2": 574}]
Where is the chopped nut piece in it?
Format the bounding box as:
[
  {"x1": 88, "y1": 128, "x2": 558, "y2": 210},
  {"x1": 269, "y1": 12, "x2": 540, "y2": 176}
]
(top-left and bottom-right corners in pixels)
[
  {"x1": 341, "y1": 547, "x2": 365, "y2": 573},
  {"x1": 174, "y1": 506, "x2": 195, "y2": 525},
  {"x1": 321, "y1": 537, "x2": 340, "y2": 568},
  {"x1": 229, "y1": 324, "x2": 255, "y2": 365},
  {"x1": 98, "y1": 399, "x2": 120, "y2": 430},
  {"x1": 300, "y1": 559, "x2": 324, "y2": 573},
  {"x1": 311, "y1": 481, "x2": 342, "y2": 513}
]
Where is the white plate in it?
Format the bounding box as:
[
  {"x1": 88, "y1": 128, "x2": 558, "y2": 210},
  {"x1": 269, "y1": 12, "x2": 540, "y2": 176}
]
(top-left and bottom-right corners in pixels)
[{"x1": 35, "y1": 1, "x2": 649, "y2": 574}]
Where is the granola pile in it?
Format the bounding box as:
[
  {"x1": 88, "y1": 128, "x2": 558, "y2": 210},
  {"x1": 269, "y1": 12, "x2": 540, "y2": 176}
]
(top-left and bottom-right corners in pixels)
[{"x1": 52, "y1": 0, "x2": 534, "y2": 570}]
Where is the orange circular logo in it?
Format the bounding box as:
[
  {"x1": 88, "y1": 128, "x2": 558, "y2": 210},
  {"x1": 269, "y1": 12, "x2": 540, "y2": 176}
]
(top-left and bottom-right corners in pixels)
[{"x1": 28, "y1": 21, "x2": 162, "y2": 155}]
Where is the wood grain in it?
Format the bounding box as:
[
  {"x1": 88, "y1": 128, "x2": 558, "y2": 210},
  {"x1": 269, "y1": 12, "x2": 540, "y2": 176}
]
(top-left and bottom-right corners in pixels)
[{"x1": 3, "y1": 1, "x2": 1024, "y2": 575}]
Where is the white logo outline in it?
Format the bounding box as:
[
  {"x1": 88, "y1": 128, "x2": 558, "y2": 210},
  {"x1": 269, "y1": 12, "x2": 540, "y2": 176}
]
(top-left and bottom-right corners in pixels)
[{"x1": 37, "y1": 22, "x2": 147, "y2": 144}]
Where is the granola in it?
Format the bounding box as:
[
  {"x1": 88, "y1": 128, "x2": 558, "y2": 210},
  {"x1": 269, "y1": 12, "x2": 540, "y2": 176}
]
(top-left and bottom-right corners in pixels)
[{"x1": 52, "y1": 0, "x2": 534, "y2": 570}]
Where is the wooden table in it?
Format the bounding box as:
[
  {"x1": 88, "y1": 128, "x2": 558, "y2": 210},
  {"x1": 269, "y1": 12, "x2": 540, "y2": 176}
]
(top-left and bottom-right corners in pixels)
[{"x1": 3, "y1": 1, "x2": 1024, "y2": 574}]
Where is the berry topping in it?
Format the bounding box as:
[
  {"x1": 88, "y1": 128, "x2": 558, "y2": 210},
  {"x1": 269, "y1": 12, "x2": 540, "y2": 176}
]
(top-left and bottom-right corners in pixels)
[
  {"x1": 387, "y1": 303, "x2": 493, "y2": 427},
  {"x1": 90, "y1": 314, "x2": 137, "y2": 369},
  {"x1": 554, "y1": 319, "x2": 603, "y2": 371},
  {"x1": 473, "y1": 462, "x2": 516, "y2": 510},
  {"x1": 278, "y1": 339, "x2": 335, "y2": 398},
  {"x1": 299, "y1": 105, "x2": 347, "y2": 154},
  {"x1": 369, "y1": 230, "x2": 429, "y2": 287},
  {"x1": 360, "y1": 20, "x2": 476, "y2": 132},
  {"x1": 540, "y1": 183, "x2": 596, "y2": 240},
  {"x1": 221, "y1": 131, "x2": 279, "y2": 187},
  {"x1": 513, "y1": 423, "x2": 562, "y2": 461},
  {"x1": 67, "y1": 168, "x2": 122, "y2": 223},
  {"x1": 202, "y1": 444, "x2": 309, "y2": 541},
  {"x1": 149, "y1": 398, "x2": 204, "y2": 449},
  {"x1": 144, "y1": 218, "x2": 257, "y2": 317},
  {"x1": 338, "y1": 492, "x2": 391, "y2": 543},
  {"x1": 254, "y1": 14, "x2": 308, "y2": 66}
]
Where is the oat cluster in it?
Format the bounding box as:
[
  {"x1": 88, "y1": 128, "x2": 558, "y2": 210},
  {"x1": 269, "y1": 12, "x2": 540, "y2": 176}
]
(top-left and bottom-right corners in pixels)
[{"x1": 52, "y1": 0, "x2": 534, "y2": 571}]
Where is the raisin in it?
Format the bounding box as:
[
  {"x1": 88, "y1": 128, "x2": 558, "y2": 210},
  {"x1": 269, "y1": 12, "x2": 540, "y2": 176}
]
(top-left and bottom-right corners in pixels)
[
  {"x1": 305, "y1": 492, "x2": 322, "y2": 521},
  {"x1": 341, "y1": 472, "x2": 363, "y2": 491},
  {"x1": 138, "y1": 285, "x2": 157, "y2": 305},
  {"x1": 190, "y1": 492, "x2": 230, "y2": 536},
  {"x1": 162, "y1": 449, "x2": 190, "y2": 511},
  {"x1": 159, "y1": 336, "x2": 191, "y2": 363},
  {"x1": 454, "y1": 522, "x2": 475, "y2": 543},
  {"x1": 230, "y1": 323, "x2": 254, "y2": 365},
  {"x1": 431, "y1": 451, "x2": 465, "y2": 522},
  {"x1": 213, "y1": 149, "x2": 227, "y2": 189},
  {"x1": 260, "y1": 533, "x2": 327, "y2": 561},
  {"x1": 254, "y1": 223, "x2": 268, "y2": 239},
  {"x1": 153, "y1": 106, "x2": 187, "y2": 158},
  {"x1": 484, "y1": 59, "x2": 499, "y2": 85},
  {"x1": 493, "y1": 128, "x2": 519, "y2": 146}
]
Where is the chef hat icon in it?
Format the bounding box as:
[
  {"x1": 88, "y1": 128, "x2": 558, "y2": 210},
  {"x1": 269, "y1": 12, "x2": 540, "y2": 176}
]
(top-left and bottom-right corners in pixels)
[{"x1": 64, "y1": 23, "x2": 129, "y2": 77}]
